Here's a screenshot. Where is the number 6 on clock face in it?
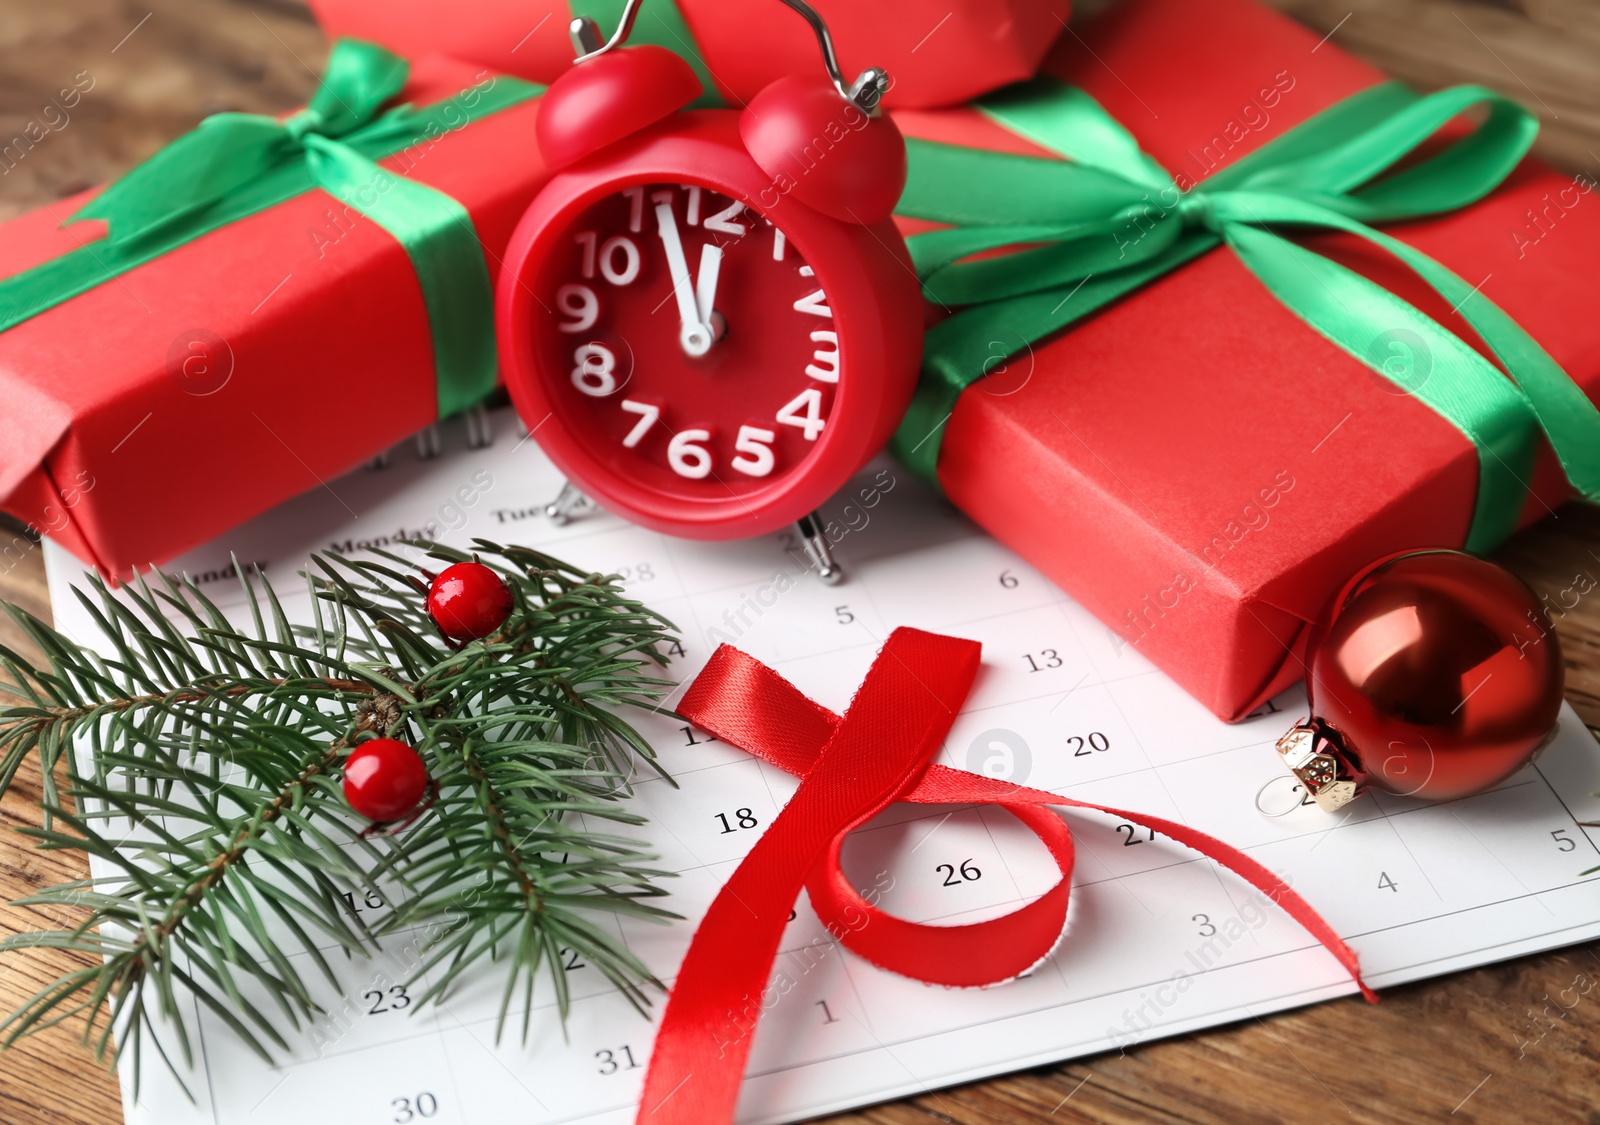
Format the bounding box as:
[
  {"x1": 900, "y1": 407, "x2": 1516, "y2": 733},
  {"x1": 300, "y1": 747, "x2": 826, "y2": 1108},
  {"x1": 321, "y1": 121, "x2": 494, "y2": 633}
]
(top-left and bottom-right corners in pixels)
[{"x1": 497, "y1": 107, "x2": 923, "y2": 541}]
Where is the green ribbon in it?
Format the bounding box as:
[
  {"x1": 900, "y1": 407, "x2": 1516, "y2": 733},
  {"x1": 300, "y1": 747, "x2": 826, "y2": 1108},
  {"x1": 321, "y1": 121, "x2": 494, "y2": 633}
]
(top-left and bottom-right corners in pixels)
[
  {"x1": 571, "y1": 0, "x2": 726, "y2": 109},
  {"x1": 0, "y1": 39, "x2": 544, "y2": 418},
  {"x1": 891, "y1": 78, "x2": 1600, "y2": 553}
]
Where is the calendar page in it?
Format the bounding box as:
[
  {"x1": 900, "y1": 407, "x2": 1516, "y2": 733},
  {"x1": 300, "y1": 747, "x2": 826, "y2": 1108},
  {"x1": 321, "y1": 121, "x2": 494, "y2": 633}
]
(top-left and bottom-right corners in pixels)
[{"x1": 43, "y1": 406, "x2": 1600, "y2": 1125}]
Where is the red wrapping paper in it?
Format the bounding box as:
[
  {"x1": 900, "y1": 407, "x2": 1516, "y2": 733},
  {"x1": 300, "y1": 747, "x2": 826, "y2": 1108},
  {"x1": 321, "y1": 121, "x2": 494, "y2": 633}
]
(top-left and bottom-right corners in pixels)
[
  {"x1": 890, "y1": 0, "x2": 1600, "y2": 720},
  {"x1": 304, "y1": 0, "x2": 1072, "y2": 111},
  {"x1": 0, "y1": 58, "x2": 549, "y2": 581}
]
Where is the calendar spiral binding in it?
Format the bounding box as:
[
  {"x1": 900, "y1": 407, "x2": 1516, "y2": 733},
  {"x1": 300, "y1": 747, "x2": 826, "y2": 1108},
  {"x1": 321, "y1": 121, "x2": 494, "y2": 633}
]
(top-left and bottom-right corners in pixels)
[
  {"x1": 373, "y1": 396, "x2": 849, "y2": 584},
  {"x1": 362, "y1": 392, "x2": 514, "y2": 472}
]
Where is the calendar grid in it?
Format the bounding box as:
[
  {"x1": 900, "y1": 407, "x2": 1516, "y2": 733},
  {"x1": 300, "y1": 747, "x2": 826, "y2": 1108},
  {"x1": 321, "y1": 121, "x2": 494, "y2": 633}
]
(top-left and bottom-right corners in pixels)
[
  {"x1": 42, "y1": 407, "x2": 1600, "y2": 1125},
  {"x1": 1534, "y1": 759, "x2": 1600, "y2": 861},
  {"x1": 407, "y1": 860, "x2": 1600, "y2": 1125},
  {"x1": 163, "y1": 861, "x2": 1600, "y2": 1082}
]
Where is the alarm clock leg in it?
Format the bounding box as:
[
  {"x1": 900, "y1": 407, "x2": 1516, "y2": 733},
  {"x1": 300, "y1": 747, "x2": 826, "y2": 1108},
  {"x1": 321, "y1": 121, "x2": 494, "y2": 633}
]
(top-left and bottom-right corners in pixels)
[
  {"x1": 796, "y1": 511, "x2": 844, "y2": 586},
  {"x1": 544, "y1": 480, "x2": 598, "y2": 526}
]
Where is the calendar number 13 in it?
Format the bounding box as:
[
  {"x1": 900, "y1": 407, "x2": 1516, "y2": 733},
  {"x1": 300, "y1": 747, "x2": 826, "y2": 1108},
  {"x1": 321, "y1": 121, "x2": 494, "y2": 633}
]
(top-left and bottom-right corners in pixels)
[{"x1": 1022, "y1": 648, "x2": 1064, "y2": 673}]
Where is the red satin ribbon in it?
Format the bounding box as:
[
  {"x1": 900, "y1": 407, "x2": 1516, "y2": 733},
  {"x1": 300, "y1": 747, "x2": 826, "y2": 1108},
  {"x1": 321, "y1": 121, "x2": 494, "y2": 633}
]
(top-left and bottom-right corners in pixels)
[{"x1": 636, "y1": 628, "x2": 1374, "y2": 1124}]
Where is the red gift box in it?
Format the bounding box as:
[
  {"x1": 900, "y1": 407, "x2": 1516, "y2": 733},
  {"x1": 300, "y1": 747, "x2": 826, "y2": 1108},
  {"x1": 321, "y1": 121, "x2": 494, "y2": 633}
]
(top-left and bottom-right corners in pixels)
[
  {"x1": 0, "y1": 52, "x2": 549, "y2": 581},
  {"x1": 305, "y1": 0, "x2": 1072, "y2": 111},
  {"x1": 888, "y1": 0, "x2": 1600, "y2": 720}
]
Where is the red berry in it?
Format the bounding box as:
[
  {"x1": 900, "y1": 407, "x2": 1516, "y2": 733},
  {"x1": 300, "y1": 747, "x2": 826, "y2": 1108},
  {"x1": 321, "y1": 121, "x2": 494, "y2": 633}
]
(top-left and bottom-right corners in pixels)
[
  {"x1": 342, "y1": 738, "x2": 430, "y2": 823},
  {"x1": 427, "y1": 561, "x2": 513, "y2": 642}
]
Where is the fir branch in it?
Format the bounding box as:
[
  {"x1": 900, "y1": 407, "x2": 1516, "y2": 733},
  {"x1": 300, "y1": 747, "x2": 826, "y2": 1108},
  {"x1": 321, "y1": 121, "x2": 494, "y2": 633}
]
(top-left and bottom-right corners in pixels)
[{"x1": 0, "y1": 539, "x2": 682, "y2": 1092}]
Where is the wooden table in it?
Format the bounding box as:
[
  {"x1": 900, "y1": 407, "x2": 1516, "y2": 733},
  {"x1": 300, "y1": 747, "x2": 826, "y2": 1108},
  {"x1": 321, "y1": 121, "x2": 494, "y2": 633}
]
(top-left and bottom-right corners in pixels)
[{"x1": 3, "y1": 1, "x2": 1599, "y2": 1121}]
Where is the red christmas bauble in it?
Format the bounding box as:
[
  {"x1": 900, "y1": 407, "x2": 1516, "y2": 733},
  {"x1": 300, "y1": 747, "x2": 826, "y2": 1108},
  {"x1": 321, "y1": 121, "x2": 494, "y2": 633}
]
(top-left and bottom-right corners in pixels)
[
  {"x1": 1304, "y1": 550, "x2": 1563, "y2": 802},
  {"x1": 342, "y1": 738, "x2": 430, "y2": 822},
  {"x1": 427, "y1": 562, "x2": 514, "y2": 642}
]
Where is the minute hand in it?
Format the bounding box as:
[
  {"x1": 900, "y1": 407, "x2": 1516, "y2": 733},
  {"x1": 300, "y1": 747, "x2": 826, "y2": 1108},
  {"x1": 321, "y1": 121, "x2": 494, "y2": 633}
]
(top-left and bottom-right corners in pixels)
[
  {"x1": 653, "y1": 197, "x2": 713, "y2": 357},
  {"x1": 695, "y1": 242, "x2": 723, "y2": 328}
]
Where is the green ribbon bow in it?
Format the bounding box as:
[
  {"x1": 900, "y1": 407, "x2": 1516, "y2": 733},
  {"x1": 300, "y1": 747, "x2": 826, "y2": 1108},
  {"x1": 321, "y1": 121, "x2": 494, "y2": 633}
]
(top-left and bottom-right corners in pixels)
[
  {"x1": 0, "y1": 39, "x2": 544, "y2": 418},
  {"x1": 892, "y1": 79, "x2": 1600, "y2": 553}
]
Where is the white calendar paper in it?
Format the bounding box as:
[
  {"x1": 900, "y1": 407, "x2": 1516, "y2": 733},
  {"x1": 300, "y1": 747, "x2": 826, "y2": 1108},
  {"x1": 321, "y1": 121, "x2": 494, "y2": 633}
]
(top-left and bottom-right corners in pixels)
[{"x1": 42, "y1": 406, "x2": 1600, "y2": 1125}]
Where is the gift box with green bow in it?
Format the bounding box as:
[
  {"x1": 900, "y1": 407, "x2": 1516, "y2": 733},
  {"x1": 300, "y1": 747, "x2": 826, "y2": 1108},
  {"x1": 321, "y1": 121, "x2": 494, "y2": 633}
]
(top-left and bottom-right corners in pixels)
[
  {"x1": 0, "y1": 40, "x2": 546, "y2": 580},
  {"x1": 886, "y1": 0, "x2": 1600, "y2": 720}
]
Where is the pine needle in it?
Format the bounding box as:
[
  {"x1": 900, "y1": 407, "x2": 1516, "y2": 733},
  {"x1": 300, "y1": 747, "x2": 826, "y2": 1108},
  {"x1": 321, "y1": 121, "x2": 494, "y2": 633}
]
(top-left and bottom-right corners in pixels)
[{"x1": 0, "y1": 539, "x2": 681, "y2": 1091}]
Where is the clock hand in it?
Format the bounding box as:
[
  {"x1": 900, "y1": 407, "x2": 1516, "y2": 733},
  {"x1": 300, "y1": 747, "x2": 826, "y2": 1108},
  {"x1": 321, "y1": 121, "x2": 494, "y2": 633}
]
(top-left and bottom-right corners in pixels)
[
  {"x1": 653, "y1": 196, "x2": 713, "y2": 357},
  {"x1": 695, "y1": 242, "x2": 723, "y2": 336}
]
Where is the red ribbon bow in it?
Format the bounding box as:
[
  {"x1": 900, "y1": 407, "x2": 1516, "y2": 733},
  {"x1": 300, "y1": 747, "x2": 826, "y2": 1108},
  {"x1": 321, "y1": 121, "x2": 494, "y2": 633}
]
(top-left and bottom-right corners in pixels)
[{"x1": 637, "y1": 628, "x2": 1373, "y2": 1124}]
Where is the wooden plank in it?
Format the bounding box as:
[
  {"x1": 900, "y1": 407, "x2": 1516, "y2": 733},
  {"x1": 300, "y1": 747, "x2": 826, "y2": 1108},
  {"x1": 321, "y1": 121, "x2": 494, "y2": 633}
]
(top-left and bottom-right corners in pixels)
[
  {"x1": 1263, "y1": 0, "x2": 1600, "y2": 172},
  {"x1": 0, "y1": 5, "x2": 329, "y2": 1118},
  {"x1": 2, "y1": 0, "x2": 1599, "y2": 1121}
]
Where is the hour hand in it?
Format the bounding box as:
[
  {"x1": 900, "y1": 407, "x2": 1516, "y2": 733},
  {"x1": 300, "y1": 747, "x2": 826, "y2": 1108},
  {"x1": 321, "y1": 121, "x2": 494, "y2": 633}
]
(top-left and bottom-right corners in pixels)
[{"x1": 653, "y1": 194, "x2": 713, "y2": 357}]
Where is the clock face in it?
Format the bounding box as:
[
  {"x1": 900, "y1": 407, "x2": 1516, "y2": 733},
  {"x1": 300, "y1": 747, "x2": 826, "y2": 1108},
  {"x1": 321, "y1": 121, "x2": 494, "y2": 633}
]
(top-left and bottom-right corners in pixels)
[{"x1": 533, "y1": 181, "x2": 839, "y2": 505}]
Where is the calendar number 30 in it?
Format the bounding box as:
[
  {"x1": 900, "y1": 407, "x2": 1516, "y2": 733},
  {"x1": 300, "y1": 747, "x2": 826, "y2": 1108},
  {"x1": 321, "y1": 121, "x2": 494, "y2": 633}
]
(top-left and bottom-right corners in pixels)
[{"x1": 391, "y1": 1093, "x2": 438, "y2": 1122}]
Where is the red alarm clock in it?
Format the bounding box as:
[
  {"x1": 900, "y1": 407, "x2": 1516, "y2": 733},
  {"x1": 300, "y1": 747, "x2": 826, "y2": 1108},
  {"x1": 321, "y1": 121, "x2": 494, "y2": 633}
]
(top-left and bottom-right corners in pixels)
[{"x1": 497, "y1": 0, "x2": 923, "y2": 570}]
